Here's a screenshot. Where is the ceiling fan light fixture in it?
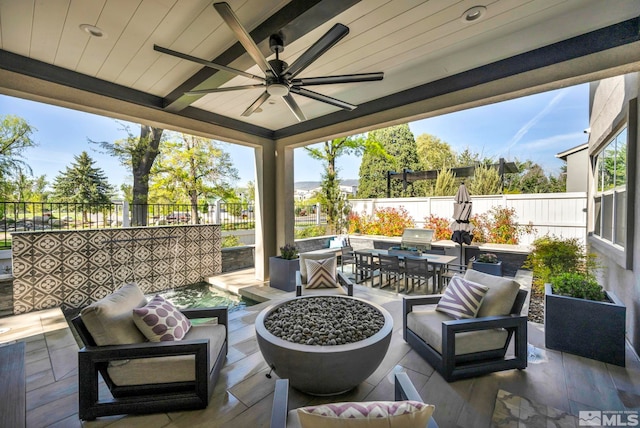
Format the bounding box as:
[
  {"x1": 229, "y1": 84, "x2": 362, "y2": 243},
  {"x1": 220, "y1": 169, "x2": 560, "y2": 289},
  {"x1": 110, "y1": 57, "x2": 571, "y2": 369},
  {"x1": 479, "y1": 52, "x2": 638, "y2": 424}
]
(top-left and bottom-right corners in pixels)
[
  {"x1": 79, "y1": 24, "x2": 106, "y2": 38},
  {"x1": 461, "y1": 6, "x2": 487, "y2": 23},
  {"x1": 267, "y1": 83, "x2": 289, "y2": 97}
]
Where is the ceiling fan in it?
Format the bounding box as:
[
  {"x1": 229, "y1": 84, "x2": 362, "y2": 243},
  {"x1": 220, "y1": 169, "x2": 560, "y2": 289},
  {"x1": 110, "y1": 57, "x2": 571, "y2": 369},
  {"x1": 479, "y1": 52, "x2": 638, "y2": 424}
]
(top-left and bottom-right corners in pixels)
[{"x1": 153, "y1": 2, "x2": 384, "y2": 122}]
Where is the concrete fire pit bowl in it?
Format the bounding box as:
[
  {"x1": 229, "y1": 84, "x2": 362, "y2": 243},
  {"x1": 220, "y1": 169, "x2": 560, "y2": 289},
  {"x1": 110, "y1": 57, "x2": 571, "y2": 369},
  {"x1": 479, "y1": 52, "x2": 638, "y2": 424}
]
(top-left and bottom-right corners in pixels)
[{"x1": 255, "y1": 295, "x2": 393, "y2": 395}]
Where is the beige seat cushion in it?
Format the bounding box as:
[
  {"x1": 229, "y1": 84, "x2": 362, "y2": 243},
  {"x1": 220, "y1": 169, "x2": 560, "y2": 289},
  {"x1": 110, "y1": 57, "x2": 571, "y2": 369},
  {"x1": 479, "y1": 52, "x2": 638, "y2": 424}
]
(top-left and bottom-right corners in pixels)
[
  {"x1": 299, "y1": 253, "x2": 336, "y2": 283},
  {"x1": 464, "y1": 269, "x2": 521, "y2": 317},
  {"x1": 107, "y1": 323, "x2": 226, "y2": 386},
  {"x1": 80, "y1": 283, "x2": 148, "y2": 346},
  {"x1": 407, "y1": 309, "x2": 508, "y2": 355}
]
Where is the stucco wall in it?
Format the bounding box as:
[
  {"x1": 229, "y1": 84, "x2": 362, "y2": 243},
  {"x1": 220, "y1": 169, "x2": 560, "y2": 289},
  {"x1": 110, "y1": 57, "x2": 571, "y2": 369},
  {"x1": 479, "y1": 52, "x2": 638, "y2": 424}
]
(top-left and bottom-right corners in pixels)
[
  {"x1": 11, "y1": 225, "x2": 222, "y2": 314},
  {"x1": 587, "y1": 73, "x2": 640, "y2": 354}
]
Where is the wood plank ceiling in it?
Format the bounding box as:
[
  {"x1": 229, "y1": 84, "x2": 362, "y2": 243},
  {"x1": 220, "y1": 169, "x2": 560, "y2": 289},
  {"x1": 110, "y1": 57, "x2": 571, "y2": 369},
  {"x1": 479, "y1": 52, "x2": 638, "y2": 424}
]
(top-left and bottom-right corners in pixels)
[{"x1": 0, "y1": 0, "x2": 639, "y2": 147}]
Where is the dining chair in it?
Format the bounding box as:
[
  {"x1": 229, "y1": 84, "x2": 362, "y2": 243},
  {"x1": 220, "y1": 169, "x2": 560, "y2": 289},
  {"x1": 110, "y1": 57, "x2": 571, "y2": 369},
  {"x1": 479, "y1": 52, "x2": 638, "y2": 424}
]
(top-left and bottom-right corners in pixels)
[
  {"x1": 378, "y1": 254, "x2": 403, "y2": 292},
  {"x1": 354, "y1": 250, "x2": 379, "y2": 287},
  {"x1": 403, "y1": 256, "x2": 436, "y2": 294},
  {"x1": 340, "y1": 246, "x2": 356, "y2": 273}
]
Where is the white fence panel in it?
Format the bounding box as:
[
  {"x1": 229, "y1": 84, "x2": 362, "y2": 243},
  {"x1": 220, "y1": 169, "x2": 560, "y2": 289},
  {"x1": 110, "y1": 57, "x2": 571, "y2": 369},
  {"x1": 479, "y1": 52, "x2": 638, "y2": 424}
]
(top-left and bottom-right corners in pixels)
[{"x1": 349, "y1": 192, "x2": 587, "y2": 245}]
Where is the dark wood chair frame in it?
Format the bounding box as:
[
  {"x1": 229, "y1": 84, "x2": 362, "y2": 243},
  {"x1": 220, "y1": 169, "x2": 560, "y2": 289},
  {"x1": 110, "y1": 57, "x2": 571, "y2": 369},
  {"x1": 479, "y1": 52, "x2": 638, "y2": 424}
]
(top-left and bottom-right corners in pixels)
[
  {"x1": 270, "y1": 372, "x2": 439, "y2": 428},
  {"x1": 402, "y1": 290, "x2": 528, "y2": 382},
  {"x1": 296, "y1": 270, "x2": 354, "y2": 296},
  {"x1": 72, "y1": 307, "x2": 228, "y2": 421}
]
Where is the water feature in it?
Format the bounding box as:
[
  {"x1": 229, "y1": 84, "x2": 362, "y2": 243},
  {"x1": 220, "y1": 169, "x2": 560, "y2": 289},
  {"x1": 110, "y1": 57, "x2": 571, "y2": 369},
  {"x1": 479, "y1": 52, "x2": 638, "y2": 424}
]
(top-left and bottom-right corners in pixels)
[{"x1": 156, "y1": 282, "x2": 256, "y2": 313}]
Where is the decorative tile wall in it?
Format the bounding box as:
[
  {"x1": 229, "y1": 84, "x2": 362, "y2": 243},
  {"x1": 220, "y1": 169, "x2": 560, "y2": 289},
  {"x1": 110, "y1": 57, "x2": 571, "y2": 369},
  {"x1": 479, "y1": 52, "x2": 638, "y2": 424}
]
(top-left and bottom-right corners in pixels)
[{"x1": 11, "y1": 224, "x2": 221, "y2": 314}]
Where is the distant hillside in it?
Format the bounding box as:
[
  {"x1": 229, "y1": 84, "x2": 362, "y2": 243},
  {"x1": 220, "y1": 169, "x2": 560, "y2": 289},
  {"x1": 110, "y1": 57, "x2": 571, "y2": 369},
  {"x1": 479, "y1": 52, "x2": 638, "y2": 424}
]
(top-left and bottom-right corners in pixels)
[{"x1": 294, "y1": 179, "x2": 358, "y2": 191}]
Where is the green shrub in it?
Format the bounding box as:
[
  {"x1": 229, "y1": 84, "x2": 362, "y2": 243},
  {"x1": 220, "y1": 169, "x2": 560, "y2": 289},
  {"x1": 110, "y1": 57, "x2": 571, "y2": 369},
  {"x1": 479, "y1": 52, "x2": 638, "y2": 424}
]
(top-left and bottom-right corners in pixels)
[
  {"x1": 476, "y1": 253, "x2": 499, "y2": 263},
  {"x1": 221, "y1": 235, "x2": 241, "y2": 248},
  {"x1": 551, "y1": 272, "x2": 606, "y2": 301},
  {"x1": 295, "y1": 225, "x2": 327, "y2": 239},
  {"x1": 524, "y1": 235, "x2": 598, "y2": 292}
]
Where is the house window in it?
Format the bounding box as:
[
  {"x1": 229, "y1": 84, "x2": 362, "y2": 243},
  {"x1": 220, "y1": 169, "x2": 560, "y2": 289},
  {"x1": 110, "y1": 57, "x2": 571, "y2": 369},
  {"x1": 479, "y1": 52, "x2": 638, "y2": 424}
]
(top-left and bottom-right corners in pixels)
[{"x1": 593, "y1": 127, "x2": 627, "y2": 247}]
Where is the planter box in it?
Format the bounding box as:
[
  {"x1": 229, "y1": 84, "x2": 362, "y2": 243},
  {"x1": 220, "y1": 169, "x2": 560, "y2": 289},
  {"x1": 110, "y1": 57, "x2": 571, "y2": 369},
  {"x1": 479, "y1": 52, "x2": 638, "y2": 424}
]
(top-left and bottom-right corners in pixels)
[
  {"x1": 269, "y1": 257, "x2": 299, "y2": 292},
  {"x1": 545, "y1": 283, "x2": 626, "y2": 366},
  {"x1": 472, "y1": 260, "x2": 503, "y2": 276}
]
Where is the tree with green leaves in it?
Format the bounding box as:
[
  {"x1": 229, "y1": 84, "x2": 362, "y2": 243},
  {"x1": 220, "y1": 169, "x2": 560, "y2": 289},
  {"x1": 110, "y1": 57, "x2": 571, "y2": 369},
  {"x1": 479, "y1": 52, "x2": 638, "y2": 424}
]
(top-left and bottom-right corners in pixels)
[
  {"x1": 11, "y1": 171, "x2": 49, "y2": 202},
  {"x1": 433, "y1": 166, "x2": 457, "y2": 196},
  {"x1": 469, "y1": 163, "x2": 502, "y2": 195},
  {"x1": 150, "y1": 133, "x2": 239, "y2": 223},
  {"x1": 305, "y1": 136, "x2": 373, "y2": 232},
  {"x1": 0, "y1": 115, "x2": 38, "y2": 199},
  {"x1": 416, "y1": 133, "x2": 457, "y2": 170},
  {"x1": 52, "y1": 151, "x2": 115, "y2": 222},
  {"x1": 91, "y1": 123, "x2": 164, "y2": 226},
  {"x1": 357, "y1": 124, "x2": 421, "y2": 198}
]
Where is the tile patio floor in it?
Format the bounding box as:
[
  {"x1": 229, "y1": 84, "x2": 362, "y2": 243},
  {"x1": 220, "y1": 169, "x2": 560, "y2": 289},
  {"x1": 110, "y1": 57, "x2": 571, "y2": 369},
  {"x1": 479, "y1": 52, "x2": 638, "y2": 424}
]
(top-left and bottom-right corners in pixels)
[{"x1": 1, "y1": 270, "x2": 640, "y2": 427}]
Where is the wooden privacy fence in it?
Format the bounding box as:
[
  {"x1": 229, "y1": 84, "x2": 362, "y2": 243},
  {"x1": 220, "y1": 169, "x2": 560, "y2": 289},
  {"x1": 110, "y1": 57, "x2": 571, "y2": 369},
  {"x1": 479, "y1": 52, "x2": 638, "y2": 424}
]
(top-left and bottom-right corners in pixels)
[{"x1": 349, "y1": 192, "x2": 588, "y2": 246}]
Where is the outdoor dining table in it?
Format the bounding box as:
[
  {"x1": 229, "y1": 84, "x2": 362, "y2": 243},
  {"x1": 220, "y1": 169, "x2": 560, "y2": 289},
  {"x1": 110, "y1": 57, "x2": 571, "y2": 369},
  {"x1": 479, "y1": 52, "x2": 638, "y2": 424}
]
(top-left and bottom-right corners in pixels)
[{"x1": 360, "y1": 249, "x2": 458, "y2": 292}]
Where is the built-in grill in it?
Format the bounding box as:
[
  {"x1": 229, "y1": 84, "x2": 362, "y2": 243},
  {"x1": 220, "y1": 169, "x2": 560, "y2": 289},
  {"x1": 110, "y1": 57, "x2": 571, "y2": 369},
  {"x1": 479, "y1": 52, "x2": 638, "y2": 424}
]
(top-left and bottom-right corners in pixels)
[{"x1": 400, "y1": 228, "x2": 434, "y2": 251}]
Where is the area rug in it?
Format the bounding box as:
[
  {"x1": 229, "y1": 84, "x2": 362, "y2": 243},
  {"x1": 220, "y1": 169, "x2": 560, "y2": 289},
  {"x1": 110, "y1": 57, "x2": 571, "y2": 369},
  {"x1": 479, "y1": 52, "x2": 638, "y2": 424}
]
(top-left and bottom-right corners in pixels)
[{"x1": 492, "y1": 389, "x2": 578, "y2": 428}]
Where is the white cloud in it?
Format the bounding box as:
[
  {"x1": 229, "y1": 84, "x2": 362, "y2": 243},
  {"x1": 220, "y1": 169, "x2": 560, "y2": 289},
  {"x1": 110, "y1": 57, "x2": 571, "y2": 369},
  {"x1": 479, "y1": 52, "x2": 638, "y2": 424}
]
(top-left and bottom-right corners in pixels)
[
  {"x1": 499, "y1": 89, "x2": 569, "y2": 155},
  {"x1": 519, "y1": 132, "x2": 584, "y2": 151}
]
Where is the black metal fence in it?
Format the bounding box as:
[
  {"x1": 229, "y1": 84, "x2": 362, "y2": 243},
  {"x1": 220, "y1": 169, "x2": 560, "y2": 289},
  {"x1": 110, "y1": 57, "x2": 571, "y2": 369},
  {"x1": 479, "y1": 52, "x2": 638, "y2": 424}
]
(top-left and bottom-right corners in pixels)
[{"x1": 0, "y1": 200, "x2": 330, "y2": 248}]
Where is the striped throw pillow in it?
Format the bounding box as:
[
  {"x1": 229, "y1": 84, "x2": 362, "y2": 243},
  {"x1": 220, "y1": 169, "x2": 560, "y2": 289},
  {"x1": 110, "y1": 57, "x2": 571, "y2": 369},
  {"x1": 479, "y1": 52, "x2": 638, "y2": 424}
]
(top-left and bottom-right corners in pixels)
[
  {"x1": 297, "y1": 400, "x2": 435, "y2": 428},
  {"x1": 305, "y1": 258, "x2": 338, "y2": 288},
  {"x1": 436, "y1": 276, "x2": 489, "y2": 319}
]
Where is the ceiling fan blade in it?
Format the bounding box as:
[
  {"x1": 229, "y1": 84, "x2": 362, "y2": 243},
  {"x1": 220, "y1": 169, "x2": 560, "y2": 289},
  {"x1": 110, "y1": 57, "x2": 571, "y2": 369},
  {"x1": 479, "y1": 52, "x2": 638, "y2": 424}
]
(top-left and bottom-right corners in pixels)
[
  {"x1": 283, "y1": 23, "x2": 349, "y2": 79},
  {"x1": 283, "y1": 94, "x2": 307, "y2": 122},
  {"x1": 185, "y1": 84, "x2": 265, "y2": 96},
  {"x1": 290, "y1": 87, "x2": 356, "y2": 110},
  {"x1": 213, "y1": 2, "x2": 275, "y2": 75},
  {"x1": 242, "y1": 91, "x2": 271, "y2": 117},
  {"x1": 154, "y1": 45, "x2": 264, "y2": 82},
  {"x1": 292, "y1": 72, "x2": 384, "y2": 86}
]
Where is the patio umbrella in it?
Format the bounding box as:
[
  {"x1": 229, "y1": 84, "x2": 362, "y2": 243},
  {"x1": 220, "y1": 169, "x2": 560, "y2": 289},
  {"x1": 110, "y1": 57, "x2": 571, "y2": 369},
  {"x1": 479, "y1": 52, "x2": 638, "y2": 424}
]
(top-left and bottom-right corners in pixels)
[{"x1": 450, "y1": 183, "x2": 475, "y2": 264}]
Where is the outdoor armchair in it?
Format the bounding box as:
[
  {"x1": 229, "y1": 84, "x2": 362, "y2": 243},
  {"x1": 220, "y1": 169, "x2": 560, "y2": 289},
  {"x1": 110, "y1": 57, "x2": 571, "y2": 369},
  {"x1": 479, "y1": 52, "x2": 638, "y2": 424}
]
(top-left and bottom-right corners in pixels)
[
  {"x1": 72, "y1": 283, "x2": 228, "y2": 421},
  {"x1": 270, "y1": 372, "x2": 439, "y2": 428},
  {"x1": 403, "y1": 269, "x2": 528, "y2": 381},
  {"x1": 296, "y1": 252, "x2": 353, "y2": 296}
]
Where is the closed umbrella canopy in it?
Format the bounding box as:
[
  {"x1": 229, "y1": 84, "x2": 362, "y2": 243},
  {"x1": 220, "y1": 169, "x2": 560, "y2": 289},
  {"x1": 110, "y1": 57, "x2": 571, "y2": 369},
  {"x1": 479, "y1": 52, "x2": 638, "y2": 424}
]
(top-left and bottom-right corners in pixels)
[{"x1": 451, "y1": 183, "x2": 474, "y2": 247}]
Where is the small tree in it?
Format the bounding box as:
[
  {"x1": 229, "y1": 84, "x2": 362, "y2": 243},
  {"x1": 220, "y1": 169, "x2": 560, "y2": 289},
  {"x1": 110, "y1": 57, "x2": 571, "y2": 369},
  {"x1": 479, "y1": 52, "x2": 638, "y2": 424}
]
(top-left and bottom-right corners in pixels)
[
  {"x1": 469, "y1": 163, "x2": 502, "y2": 195},
  {"x1": 52, "y1": 151, "x2": 115, "y2": 222},
  {"x1": 433, "y1": 167, "x2": 457, "y2": 196}
]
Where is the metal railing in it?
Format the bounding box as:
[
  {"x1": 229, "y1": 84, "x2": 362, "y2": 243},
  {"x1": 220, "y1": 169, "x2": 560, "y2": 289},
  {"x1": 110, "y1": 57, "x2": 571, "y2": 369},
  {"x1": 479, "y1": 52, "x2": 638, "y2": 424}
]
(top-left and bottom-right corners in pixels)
[
  {"x1": 295, "y1": 203, "x2": 327, "y2": 227},
  {"x1": 0, "y1": 200, "x2": 330, "y2": 248}
]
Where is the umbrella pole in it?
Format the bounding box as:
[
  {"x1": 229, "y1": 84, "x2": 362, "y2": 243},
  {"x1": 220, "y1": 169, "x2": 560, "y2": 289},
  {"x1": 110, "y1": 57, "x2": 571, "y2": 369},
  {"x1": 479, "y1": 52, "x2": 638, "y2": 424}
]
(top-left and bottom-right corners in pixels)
[{"x1": 460, "y1": 243, "x2": 464, "y2": 267}]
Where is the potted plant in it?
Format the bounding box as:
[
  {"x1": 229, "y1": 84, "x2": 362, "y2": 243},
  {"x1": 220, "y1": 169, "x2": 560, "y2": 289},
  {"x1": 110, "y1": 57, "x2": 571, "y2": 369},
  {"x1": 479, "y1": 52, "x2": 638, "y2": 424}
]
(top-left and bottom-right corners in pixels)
[
  {"x1": 269, "y1": 244, "x2": 300, "y2": 292},
  {"x1": 545, "y1": 272, "x2": 626, "y2": 366},
  {"x1": 471, "y1": 252, "x2": 502, "y2": 276},
  {"x1": 526, "y1": 236, "x2": 626, "y2": 366}
]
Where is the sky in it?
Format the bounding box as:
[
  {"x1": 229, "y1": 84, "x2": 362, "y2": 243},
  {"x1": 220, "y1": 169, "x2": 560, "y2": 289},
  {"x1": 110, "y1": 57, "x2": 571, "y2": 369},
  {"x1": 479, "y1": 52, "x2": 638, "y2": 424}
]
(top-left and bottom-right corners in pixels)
[{"x1": 0, "y1": 82, "x2": 588, "y2": 194}]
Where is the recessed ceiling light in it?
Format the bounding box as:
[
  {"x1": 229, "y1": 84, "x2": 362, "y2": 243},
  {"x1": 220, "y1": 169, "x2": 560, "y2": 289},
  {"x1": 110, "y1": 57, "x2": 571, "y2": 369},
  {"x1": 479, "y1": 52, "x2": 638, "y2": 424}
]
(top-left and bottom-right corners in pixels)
[
  {"x1": 461, "y1": 6, "x2": 487, "y2": 23},
  {"x1": 79, "y1": 24, "x2": 106, "y2": 38}
]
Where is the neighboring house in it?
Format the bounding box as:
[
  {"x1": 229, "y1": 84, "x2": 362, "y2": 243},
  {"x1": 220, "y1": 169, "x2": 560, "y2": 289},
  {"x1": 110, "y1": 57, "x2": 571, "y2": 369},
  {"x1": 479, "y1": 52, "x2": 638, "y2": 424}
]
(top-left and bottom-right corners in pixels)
[
  {"x1": 555, "y1": 143, "x2": 588, "y2": 192},
  {"x1": 586, "y1": 73, "x2": 639, "y2": 354}
]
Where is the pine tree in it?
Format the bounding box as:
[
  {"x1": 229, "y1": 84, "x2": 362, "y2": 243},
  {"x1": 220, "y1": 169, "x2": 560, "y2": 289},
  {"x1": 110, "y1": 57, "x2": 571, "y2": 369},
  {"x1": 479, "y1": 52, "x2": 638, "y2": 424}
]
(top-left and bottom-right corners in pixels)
[
  {"x1": 52, "y1": 151, "x2": 114, "y2": 204},
  {"x1": 357, "y1": 124, "x2": 422, "y2": 198},
  {"x1": 52, "y1": 151, "x2": 115, "y2": 223}
]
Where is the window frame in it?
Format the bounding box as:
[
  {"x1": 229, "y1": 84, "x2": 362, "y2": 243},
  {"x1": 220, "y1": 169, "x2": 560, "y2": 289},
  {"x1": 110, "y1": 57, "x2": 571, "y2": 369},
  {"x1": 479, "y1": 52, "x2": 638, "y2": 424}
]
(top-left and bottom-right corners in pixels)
[{"x1": 588, "y1": 98, "x2": 636, "y2": 270}]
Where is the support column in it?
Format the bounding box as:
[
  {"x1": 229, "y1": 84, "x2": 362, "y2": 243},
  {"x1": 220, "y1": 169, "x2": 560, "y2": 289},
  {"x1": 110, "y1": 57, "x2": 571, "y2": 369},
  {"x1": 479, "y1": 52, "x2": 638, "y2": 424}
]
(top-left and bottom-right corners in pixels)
[
  {"x1": 254, "y1": 144, "x2": 277, "y2": 281},
  {"x1": 276, "y1": 142, "x2": 295, "y2": 254}
]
